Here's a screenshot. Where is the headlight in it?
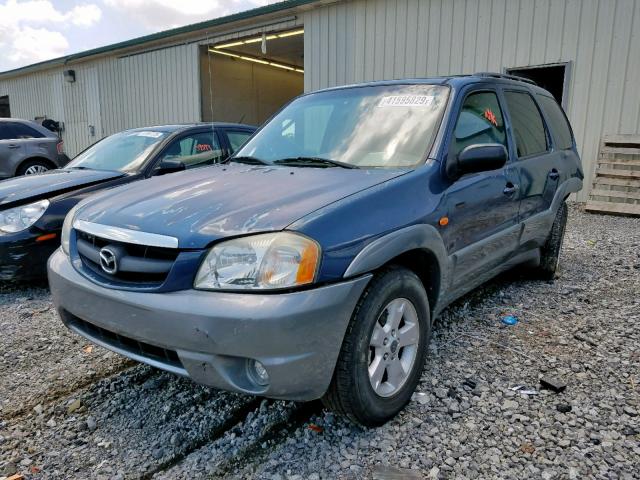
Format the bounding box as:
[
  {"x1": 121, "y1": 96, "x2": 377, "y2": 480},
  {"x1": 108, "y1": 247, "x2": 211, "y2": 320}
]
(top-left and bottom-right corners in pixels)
[
  {"x1": 61, "y1": 204, "x2": 80, "y2": 256},
  {"x1": 0, "y1": 199, "x2": 49, "y2": 234},
  {"x1": 194, "y1": 232, "x2": 320, "y2": 291}
]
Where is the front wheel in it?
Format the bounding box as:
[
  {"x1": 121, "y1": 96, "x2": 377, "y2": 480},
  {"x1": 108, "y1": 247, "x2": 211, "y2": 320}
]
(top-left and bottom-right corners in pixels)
[{"x1": 322, "y1": 267, "x2": 431, "y2": 426}]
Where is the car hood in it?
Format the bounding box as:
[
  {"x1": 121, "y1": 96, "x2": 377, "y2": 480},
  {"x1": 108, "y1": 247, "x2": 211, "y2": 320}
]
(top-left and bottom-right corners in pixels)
[
  {"x1": 0, "y1": 169, "x2": 125, "y2": 208},
  {"x1": 76, "y1": 163, "x2": 407, "y2": 248}
]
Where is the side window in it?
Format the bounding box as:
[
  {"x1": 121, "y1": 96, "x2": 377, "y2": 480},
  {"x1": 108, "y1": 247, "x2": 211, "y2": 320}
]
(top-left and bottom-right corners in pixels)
[
  {"x1": 0, "y1": 124, "x2": 13, "y2": 140},
  {"x1": 536, "y1": 95, "x2": 573, "y2": 150},
  {"x1": 451, "y1": 91, "x2": 507, "y2": 157},
  {"x1": 225, "y1": 130, "x2": 253, "y2": 153},
  {"x1": 159, "y1": 131, "x2": 224, "y2": 169},
  {"x1": 9, "y1": 123, "x2": 45, "y2": 139},
  {"x1": 504, "y1": 91, "x2": 548, "y2": 157}
]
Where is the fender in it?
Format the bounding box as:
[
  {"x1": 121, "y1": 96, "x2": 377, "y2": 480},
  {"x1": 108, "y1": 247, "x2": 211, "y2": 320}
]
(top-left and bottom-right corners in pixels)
[
  {"x1": 343, "y1": 224, "x2": 451, "y2": 312},
  {"x1": 553, "y1": 176, "x2": 582, "y2": 211},
  {"x1": 521, "y1": 176, "x2": 583, "y2": 247}
]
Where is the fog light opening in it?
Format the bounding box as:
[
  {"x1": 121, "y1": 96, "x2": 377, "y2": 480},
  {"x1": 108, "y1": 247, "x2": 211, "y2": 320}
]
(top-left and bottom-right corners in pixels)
[{"x1": 248, "y1": 359, "x2": 270, "y2": 386}]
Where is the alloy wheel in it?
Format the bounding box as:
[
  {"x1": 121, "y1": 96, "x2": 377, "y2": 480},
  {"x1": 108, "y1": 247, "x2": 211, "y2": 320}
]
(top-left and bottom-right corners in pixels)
[
  {"x1": 368, "y1": 298, "x2": 420, "y2": 397},
  {"x1": 24, "y1": 165, "x2": 49, "y2": 175}
]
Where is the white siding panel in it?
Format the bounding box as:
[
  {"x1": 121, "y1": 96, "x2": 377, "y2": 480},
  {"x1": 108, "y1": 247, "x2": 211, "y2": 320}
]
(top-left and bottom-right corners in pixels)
[{"x1": 302, "y1": 0, "x2": 640, "y2": 202}]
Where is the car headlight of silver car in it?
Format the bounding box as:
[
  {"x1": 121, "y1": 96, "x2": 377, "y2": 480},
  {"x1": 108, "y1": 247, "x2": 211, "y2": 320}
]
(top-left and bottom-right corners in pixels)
[
  {"x1": 0, "y1": 199, "x2": 49, "y2": 234},
  {"x1": 194, "y1": 232, "x2": 321, "y2": 291},
  {"x1": 60, "y1": 204, "x2": 80, "y2": 256}
]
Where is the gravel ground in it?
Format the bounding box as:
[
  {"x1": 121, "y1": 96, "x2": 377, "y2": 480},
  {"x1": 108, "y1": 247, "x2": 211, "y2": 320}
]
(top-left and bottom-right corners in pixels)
[{"x1": 1, "y1": 205, "x2": 638, "y2": 479}]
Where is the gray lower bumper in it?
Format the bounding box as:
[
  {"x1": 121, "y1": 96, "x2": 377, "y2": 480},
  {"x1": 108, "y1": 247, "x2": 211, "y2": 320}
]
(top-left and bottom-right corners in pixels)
[{"x1": 48, "y1": 249, "x2": 371, "y2": 401}]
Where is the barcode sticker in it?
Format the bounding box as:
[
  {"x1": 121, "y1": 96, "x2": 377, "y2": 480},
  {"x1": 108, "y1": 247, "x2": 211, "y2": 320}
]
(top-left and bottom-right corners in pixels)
[
  {"x1": 133, "y1": 131, "x2": 164, "y2": 138},
  {"x1": 378, "y1": 95, "x2": 436, "y2": 107}
]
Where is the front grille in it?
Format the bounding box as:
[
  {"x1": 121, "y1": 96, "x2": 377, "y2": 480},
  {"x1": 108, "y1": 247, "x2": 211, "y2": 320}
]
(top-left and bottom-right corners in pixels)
[
  {"x1": 64, "y1": 312, "x2": 183, "y2": 369},
  {"x1": 76, "y1": 230, "x2": 179, "y2": 287}
]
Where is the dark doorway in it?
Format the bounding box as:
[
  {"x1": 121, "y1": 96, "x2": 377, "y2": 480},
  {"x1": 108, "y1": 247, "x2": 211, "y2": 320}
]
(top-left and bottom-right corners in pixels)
[
  {"x1": 0, "y1": 96, "x2": 10, "y2": 118},
  {"x1": 506, "y1": 64, "x2": 569, "y2": 106}
]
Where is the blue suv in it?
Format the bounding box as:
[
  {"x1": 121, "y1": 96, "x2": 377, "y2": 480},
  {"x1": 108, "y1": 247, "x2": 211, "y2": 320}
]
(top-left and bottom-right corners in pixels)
[{"x1": 49, "y1": 74, "x2": 583, "y2": 426}]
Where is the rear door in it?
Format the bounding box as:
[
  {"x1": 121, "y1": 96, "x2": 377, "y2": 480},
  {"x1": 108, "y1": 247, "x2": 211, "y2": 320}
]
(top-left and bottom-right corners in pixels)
[
  {"x1": 535, "y1": 94, "x2": 579, "y2": 187},
  {"x1": 502, "y1": 89, "x2": 558, "y2": 221},
  {"x1": 440, "y1": 87, "x2": 521, "y2": 286},
  {"x1": 0, "y1": 123, "x2": 29, "y2": 177},
  {"x1": 11, "y1": 122, "x2": 54, "y2": 165}
]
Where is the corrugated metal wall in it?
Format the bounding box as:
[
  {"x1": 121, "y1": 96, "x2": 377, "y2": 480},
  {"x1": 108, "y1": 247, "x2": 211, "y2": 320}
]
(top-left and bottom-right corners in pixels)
[
  {"x1": 0, "y1": 42, "x2": 201, "y2": 157},
  {"x1": 303, "y1": 0, "x2": 640, "y2": 202}
]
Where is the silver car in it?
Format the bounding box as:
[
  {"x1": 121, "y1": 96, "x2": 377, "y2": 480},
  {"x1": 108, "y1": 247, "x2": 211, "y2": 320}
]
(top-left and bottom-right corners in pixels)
[{"x1": 0, "y1": 118, "x2": 69, "y2": 178}]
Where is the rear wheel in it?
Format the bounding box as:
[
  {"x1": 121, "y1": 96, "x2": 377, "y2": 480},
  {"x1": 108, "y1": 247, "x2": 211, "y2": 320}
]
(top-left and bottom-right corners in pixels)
[
  {"x1": 322, "y1": 267, "x2": 431, "y2": 426},
  {"x1": 534, "y1": 201, "x2": 568, "y2": 280},
  {"x1": 17, "y1": 159, "x2": 51, "y2": 176}
]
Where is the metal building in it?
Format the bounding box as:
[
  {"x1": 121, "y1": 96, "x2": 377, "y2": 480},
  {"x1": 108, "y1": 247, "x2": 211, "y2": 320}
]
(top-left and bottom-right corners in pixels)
[{"x1": 1, "y1": 0, "x2": 639, "y2": 202}]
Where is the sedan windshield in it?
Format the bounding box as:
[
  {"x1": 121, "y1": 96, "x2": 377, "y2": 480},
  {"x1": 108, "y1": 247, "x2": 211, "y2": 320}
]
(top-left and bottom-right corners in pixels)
[
  {"x1": 236, "y1": 84, "x2": 449, "y2": 169},
  {"x1": 65, "y1": 130, "x2": 170, "y2": 172}
]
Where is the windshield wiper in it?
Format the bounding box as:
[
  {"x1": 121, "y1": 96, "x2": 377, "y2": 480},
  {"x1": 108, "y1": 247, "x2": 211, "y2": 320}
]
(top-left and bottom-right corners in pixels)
[
  {"x1": 227, "y1": 156, "x2": 270, "y2": 166},
  {"x1": 273, "y1": 157, "x2": 358, "y2": 169}
]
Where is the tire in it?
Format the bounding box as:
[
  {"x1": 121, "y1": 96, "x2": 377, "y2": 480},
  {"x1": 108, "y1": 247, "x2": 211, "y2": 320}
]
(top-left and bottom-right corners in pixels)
[
  {"x1": 16, "y1": 159, "x2": 51, "y2": 176},
  {"x1": 534, "y1": 201, "x2": 568, "y2": 280},
  {"x1": 322, "y1": 266, "x2": 431, "y2": 427}
]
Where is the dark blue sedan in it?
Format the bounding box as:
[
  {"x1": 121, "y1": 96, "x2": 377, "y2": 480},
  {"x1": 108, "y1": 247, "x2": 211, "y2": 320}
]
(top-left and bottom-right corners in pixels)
[{"x1": 0, "y1": 122, "x2": 255, "y2": 281}]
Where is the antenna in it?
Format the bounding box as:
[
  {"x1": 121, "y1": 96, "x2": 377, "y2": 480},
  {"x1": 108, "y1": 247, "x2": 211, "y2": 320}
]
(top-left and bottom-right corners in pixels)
[{"x1": 206, "y1": 31, "x2": 216, "y2": 162}]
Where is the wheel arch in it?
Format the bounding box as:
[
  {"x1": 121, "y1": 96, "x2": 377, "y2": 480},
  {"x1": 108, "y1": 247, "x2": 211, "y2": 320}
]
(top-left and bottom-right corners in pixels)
[
  {"x1": 14, "y1": 156, "x2": 57, "y2": 176},
  {"x1": 343, "y1": 224, "x2": 450, "y2": 315}
]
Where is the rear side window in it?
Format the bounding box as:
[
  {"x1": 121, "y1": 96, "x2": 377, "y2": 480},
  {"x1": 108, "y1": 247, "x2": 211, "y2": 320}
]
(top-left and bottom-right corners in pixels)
[
  {"x1": 9, "y1": 122, "x2": 45, "y2": 139},
  {"x1": 0, "y1": 124, "x2": 12, "y2": 140},
  {"x1": 504, "y1": 91, "x2": 548, "y2": 158},
  {"x1": 536, "y1": 95, "x2": 573, "y2": 150},
  {"x1": 225, "y1": 130, "x2": 253, "y2": 152},
  {"x1": 451, "y1": 91, "x2": 507, "y2": 157}
]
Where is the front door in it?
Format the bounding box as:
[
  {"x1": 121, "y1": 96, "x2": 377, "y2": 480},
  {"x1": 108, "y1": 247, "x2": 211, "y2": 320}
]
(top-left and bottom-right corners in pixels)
[{"x1": 440, "y1": 88, "x2": 521, "y2": 288}]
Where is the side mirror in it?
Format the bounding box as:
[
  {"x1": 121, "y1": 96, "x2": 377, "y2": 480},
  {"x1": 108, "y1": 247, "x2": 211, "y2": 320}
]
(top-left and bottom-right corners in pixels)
[
  {"x1": 154, "y1": 159, "x2": 186, "y2": 176},
  {"x1": 447, "y1": 144, "x2": 508, "y2": 179}
]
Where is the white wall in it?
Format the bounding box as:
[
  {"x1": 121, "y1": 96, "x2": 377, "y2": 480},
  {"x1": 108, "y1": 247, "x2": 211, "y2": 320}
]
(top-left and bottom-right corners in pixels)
[
  {"x1": 302, "y1": 0, "x2": 640, "y2": 202},
  {"x1": 0, "y1": 42, "x2": 201, "y2": 157}
]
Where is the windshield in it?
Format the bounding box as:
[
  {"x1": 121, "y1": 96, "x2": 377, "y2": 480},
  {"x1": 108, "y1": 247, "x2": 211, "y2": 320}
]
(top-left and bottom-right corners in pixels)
[
  {"x1": 236, "y1": 84, "x2": 449, "y2": 169},
  {"x1": 65, "y1": 130, "x2": 170, "y2": 172}
]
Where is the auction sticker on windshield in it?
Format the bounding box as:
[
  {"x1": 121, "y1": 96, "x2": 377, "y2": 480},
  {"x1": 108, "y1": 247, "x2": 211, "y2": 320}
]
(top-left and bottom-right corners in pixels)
[
  {"x1": 132, "y1": 131, "x2": 164, "y2": 138},
  {"x1": 378, "y1": 95, "x2": 436, "y2": 107}
]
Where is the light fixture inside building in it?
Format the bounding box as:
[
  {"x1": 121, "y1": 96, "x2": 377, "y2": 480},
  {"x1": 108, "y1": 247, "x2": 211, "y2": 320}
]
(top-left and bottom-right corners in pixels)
[
  {"x1": 214, "y1": 29, "x2": 303, "y2": 50},
  {"x1": 209, "y1": 48, "x2": 303, "y2": 74}
]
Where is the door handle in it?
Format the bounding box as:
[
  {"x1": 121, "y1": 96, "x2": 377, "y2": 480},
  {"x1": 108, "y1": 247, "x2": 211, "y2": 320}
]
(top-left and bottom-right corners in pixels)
[
  {"x1": 548, "y1": 168, "x2": 560, "y2": 180},
  {"x1": 8, "y1": 144, "x2": 20, "y2": 149},
  {"x1": 503, "y1": 183, "x2": 518, "y2": 196}
]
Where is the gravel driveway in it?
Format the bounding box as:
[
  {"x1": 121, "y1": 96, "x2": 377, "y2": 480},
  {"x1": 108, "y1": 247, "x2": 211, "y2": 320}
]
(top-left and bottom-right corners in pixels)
[{"x1": 1, "y1": 205, "x2": 638, "y2": 480}]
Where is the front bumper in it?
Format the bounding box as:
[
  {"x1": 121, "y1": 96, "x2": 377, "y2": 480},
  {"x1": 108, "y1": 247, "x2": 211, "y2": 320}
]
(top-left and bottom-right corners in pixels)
[
  {"x1": 48, "y1": 249, "x2": 371, "y2": 401},
  {"x1": 0, "y1": 231, "x2": 59, "y2": 281}
]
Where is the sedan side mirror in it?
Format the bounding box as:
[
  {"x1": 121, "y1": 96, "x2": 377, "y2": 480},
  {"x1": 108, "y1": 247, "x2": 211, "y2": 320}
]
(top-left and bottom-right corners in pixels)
[
  {"x1": 154, "y1": 159, "x2": 186, "y2": 176},
  {"x1": 447, "y1": 144, "x2": 508, "y2": 179}
]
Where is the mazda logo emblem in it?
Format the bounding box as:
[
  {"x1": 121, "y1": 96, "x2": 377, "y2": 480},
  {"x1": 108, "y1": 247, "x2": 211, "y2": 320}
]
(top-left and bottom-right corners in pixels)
[{"x1": 99, "y1": 247, "x2": 118, "y2": 275}]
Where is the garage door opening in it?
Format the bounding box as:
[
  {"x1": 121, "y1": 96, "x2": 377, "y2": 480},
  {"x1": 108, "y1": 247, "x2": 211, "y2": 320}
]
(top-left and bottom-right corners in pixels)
[
  {"x1": 506, "y1": 63, "x2": 570, "y2": 107},
  {"x1": 200, "y1": 28, "x2": 304, "y2": 127},
  {"x1": 0, "y1": 96, "x2": 10, "y2": 118}
]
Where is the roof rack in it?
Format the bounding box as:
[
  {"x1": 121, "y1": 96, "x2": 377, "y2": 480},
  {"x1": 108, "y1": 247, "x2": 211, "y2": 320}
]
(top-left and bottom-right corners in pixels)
[{"x1": 473, "y1": 72, "x2": 537, "y2": 85}]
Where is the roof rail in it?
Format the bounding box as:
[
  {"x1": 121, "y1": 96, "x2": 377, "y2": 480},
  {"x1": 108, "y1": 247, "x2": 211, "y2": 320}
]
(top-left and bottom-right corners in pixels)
[{"x1": 473, "y1": 72, "x2": 537, "y2": 86}]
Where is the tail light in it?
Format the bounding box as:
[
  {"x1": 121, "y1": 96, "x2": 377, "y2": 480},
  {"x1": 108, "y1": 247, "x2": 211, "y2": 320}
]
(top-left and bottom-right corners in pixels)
[{"x1": 56, "y1": 140, "x2": 64, "y2": 155}]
